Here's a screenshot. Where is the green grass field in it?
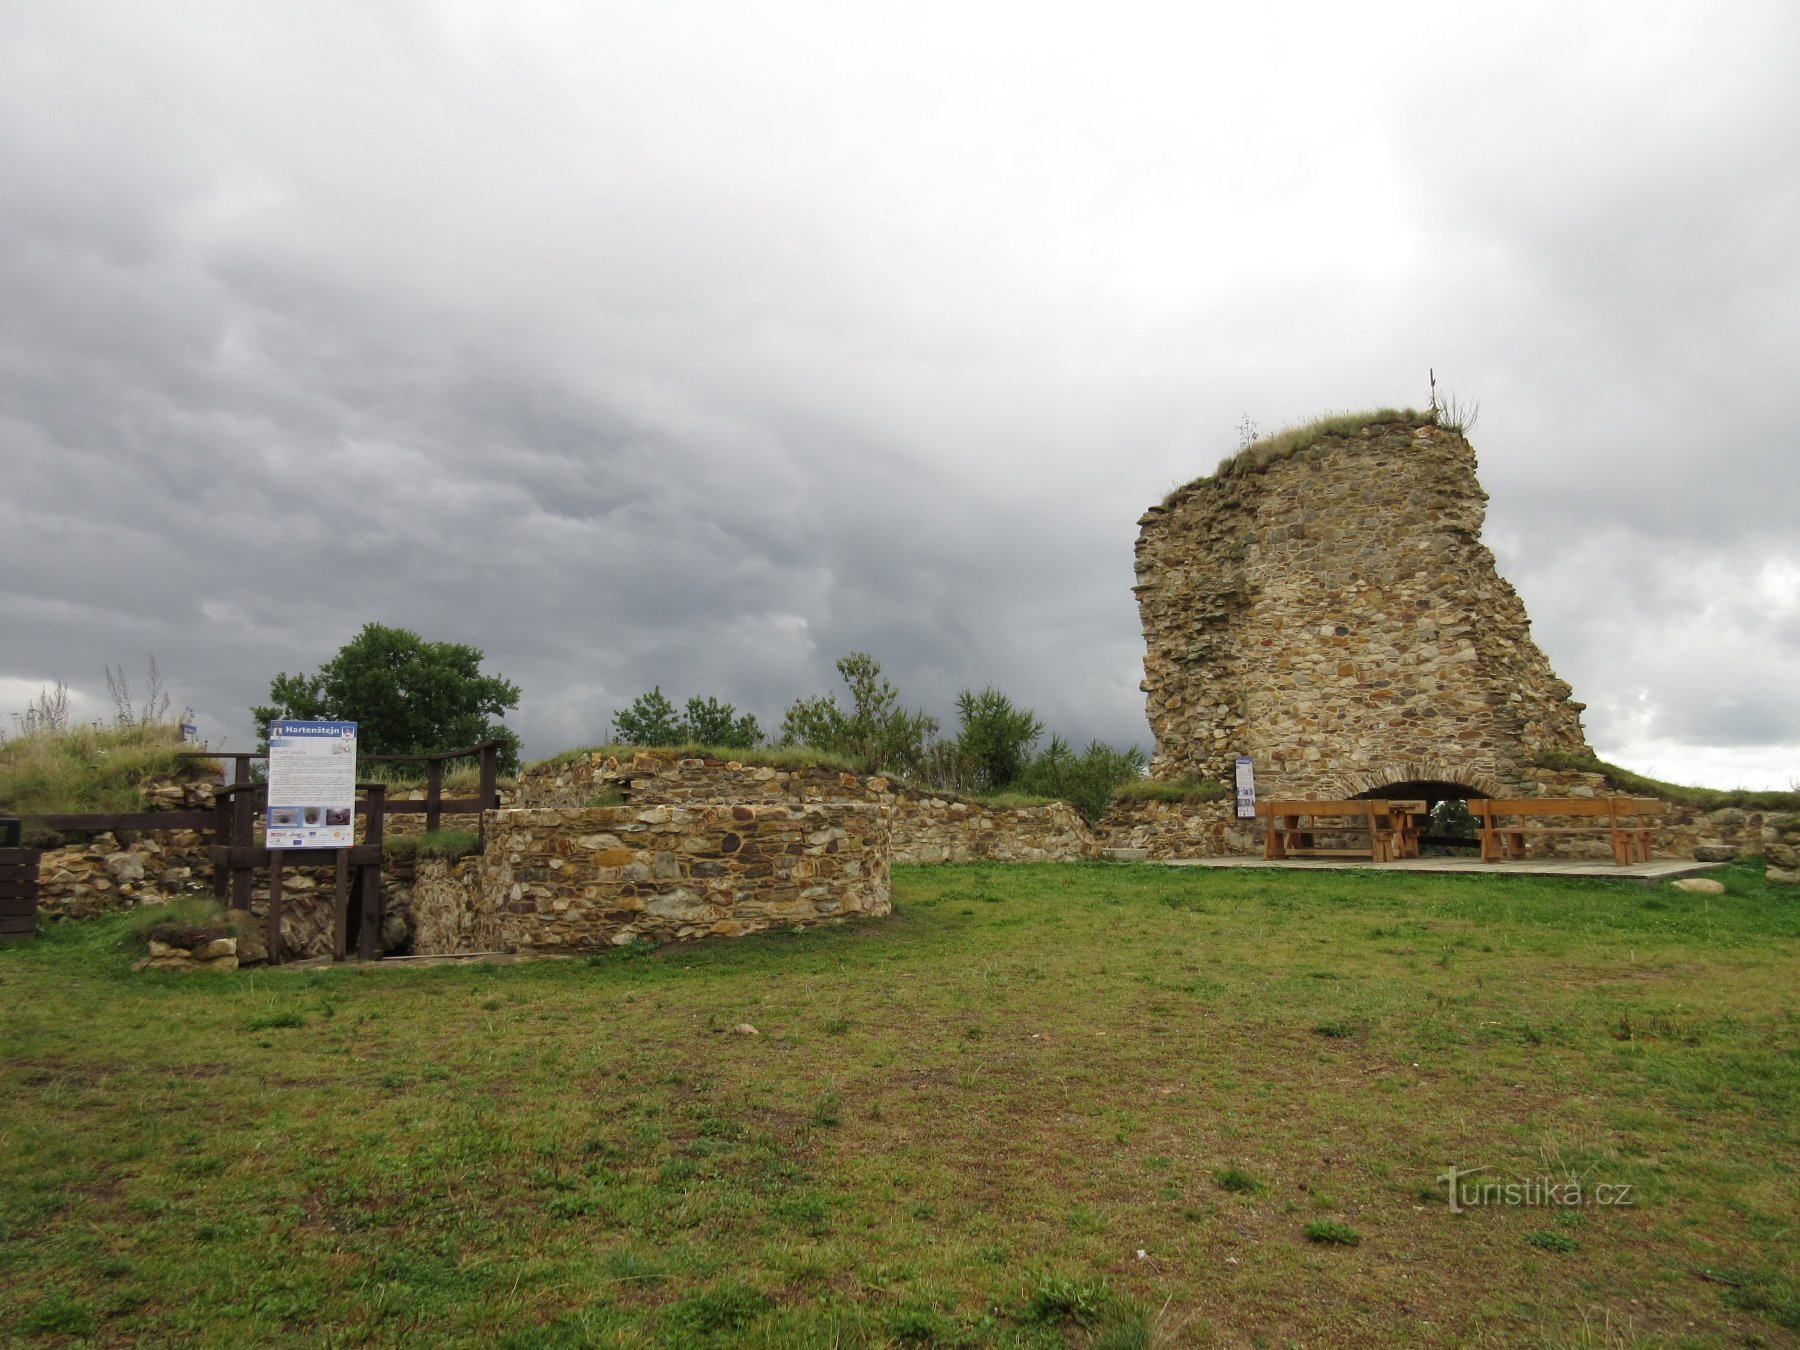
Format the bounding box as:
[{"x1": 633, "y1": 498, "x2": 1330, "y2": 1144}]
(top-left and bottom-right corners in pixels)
[{"x1": 2, "y1": 863, "x2": 1796, "y2": 1346}]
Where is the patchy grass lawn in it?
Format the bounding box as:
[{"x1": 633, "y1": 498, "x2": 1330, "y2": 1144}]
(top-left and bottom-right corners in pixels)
[{"x1": 2, "y1": 862, "x2": 1796, "y2": 1346}]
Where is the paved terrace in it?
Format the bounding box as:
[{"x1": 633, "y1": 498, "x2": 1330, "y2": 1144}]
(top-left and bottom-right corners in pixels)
[{"x1": 1151, "y1": 855, "x2": 1715, "y2": 881}]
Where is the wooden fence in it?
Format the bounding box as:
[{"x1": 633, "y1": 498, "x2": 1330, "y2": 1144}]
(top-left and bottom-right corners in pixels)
[
  {"x1": 15, "y1": 739, "x2": 505, "y2": 962},
  {"x1": 0, "y1": 817, "x2": 37, "y2": 946}
]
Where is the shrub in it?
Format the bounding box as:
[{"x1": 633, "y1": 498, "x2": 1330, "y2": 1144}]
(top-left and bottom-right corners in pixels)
[
  {"x1": 779, "y1": 653, "x2": 939, "y2": 779},
  {"x1": 953, "y1": 686, "x2": 1043, "y2": 792},
  {"x1": 1015, "y1": 736, "x2": 1147, "y2": 825}
]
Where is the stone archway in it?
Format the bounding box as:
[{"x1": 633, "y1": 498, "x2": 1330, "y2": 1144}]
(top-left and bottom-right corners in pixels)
[{"x1": 1325, "y1": 760, "x2": 1504, "y2": 803}]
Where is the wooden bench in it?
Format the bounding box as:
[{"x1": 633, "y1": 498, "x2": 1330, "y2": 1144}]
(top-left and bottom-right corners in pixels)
[
  {"x1": 1261, "y1": 800, "x2": 1427, "y2": 863},
  {"x1": 1467, "y1": 798, "x2": 1668, "y2": 865}
]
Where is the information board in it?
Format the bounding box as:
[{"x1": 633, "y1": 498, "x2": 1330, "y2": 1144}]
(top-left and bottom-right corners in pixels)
[
  {"x1": 266, "y1": 721, "x2": 357, "y2": 850},
  {"x1": 1234, "y1": 755, "x2": 1258, "y2": 819}
]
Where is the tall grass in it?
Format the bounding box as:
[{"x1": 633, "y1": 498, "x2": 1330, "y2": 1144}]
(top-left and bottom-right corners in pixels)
[
  {"x1": 1164, "y1": 408, "x2": 1439, "y2": 500},
  {"x1": 0, "y1": 723, "x2": 215, "y2": 817},
  {"x1": 1537, "y1": 752, "x2": 1800, "y2": 812}
]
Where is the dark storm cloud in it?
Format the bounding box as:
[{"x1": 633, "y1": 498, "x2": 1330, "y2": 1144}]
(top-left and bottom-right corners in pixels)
[{"x1": 2, "y1": 2, "x2": 1797, "y2": 784}]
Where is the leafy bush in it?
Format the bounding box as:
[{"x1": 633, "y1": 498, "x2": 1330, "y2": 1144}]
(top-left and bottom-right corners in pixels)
[
  {"x1": 780, "y1": 653, "x2": 939, "y2": 778},
  {"x1": 1015, "y1": 736, "x2": 1147, "y2": 825}
]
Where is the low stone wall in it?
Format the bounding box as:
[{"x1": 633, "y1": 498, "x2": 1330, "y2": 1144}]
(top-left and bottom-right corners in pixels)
[
  {"x1": 1660, "y1": 807, "x2": 1800, "y2": 874},
  {"x1": 1096, "y1": 797, "x2": 1256, "y2": 859},
  {"x1": 519, "y1": 751, "x2": 1097, "y2": 864},
  {"x1": 37, "y1": 831, "x2": 213, "y2": 918},
  {"x1": 891, "y1": 796, "x2": 1096, "y2": 864},
  {"x1": 411, "y1": 856, "x2": 497, "y2": 955},
  {"x1": 520, "y1": 752, "x2": 883, "y2": 807},
  {"x1": 412, "y1": 802, "x2": 892, "y2": 955}
]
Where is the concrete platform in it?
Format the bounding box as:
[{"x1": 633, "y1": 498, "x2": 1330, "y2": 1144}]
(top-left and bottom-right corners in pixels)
[{"x1": 1158, "y1": 855, "x2": 1718, "y2": 881}]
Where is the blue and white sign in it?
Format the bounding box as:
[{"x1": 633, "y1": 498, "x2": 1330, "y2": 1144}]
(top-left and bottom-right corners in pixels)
[
  {"x1": 1234, "y1": 755, "x2": 1257, "y2": 819},
  {"x1": 267, "y1": 720, "x2": 357, "y2": 850}
]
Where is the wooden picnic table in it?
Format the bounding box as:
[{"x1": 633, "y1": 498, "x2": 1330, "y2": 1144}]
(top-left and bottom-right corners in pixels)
[{"x1": 1260, "y1": 799, "x2": 1429, "y2": 863}]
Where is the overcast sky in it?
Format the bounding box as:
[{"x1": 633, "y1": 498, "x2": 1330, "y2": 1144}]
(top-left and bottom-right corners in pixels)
[{"x1": 3, "y1": 2, "x2": 1796, "y2": 788}]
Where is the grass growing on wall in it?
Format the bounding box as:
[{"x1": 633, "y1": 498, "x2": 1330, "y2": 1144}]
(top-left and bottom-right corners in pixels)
[
  {"x1": 1160, "y1": 408, "x2": 1440, "y2": 503},
  {"x1": 531, "y1": 743, "x2": 863, "y2": 774},
  {"x1": 0, "y1": 723, "x2": 215, "y2": 817},
  {"x1": 2, "y1": 862, "x2": 1796, "y2": 1344},
  {"x1": 1112, "y1": 776, "x2": 1231, "y2": 805},
  {"x1": 1537, "y1": 751, "x2": 1800, "y2": 813}
]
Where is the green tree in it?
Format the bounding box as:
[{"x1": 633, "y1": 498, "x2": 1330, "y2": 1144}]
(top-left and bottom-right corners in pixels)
[
  {"x1": 953, "y1": 686, "x2": 1043, "y2": 791},
  {"x1": 253, "y1": 624, "x2": 522, "y2": 774},
  {"x1": 680, "y1": 696, "x2": 762, "y2": 749},
  {"x1": 779, "y1": 652, "x2": 938, "y2": 778},
  {"x1": 611, "y1": 690, "x2": 763, "y2": 749},
  {"x1": 611, "y1": 687, "x2": 684, "y2": 747}
]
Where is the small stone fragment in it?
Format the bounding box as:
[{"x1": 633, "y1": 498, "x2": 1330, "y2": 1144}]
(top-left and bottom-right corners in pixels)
[{"x1": 1671, "y1": 878, "x2": 1726, "y2": 895}]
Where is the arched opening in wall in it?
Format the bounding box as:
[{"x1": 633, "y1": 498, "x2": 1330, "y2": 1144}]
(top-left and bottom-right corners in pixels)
[{"x1": 1353, "y1": 780, "x2": 1482, "y2": 855}]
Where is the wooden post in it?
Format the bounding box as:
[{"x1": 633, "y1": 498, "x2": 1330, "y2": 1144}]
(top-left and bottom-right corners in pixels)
[
  {"x1": 358, "y1": 785, "x2": 386, "y2": 961},
  {"x1": 211, "y1": 792, "x2": 232, "y2": 902},
  {"x1": 333, "y1": 850, "x2": 351, "y2": 961},
  {"x1": 478, "y1": 742, "x2": 498, "y2": 809},
  {"x1": 266, "y1": 850, "x2": 285, "y2": 966},
  {"x1": 230, "y1": 786, "x2": 258, "y2": 913},
  {"x1": 426, "y1": 758, "x2": 443, "y2": 834},
  {"x1": 477, "y1": 741, "x2": 498, "y2": 851}
]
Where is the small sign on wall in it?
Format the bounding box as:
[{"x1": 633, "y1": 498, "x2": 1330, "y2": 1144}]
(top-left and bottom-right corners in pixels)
[{"x1": 1234, "y1": 755, "x2": 1257, "y2": 819}]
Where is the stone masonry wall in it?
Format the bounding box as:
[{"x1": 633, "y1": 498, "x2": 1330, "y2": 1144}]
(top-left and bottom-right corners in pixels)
[
  {"x1": 519, "y1": 751, "x2": 1098, "y2": 864},
  {"x1": 1095, "y1": 797, "x2": 1255, "y2": 860},
  {"x1": 411, "y1": 802, "x2": 892, "y2": 955},
  {"x1": 1135, "y1": 416, "x2": 1594, "y2": 803}
]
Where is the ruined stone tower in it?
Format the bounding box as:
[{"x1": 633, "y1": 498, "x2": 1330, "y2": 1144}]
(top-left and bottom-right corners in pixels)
[{"x1": 1133, "y1": 412, "x2": 1594, "y2": 801}]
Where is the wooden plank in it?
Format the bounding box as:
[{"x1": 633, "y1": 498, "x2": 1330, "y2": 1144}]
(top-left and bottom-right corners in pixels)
[
  {"x1": 0, "y1": 896, "x2": 41, "y2": 916},
  {"x1": 1, "y1": 914, "x2": 37, "y2": 936},
  {"x1": 209, "y1": 844, "x2": 382, "y2": 868},
  {"x1": 376, "y1": 799, "x2": 489, "y2": 815},
  {"x1": 27, "y1": 811, "x2": 215, "y2": 832},
  {"x1": 1468, "y1": 798, "x2": 1616, "y2": 817}
]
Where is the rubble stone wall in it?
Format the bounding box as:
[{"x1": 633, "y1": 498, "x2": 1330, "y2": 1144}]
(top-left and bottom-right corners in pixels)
[
  {"x1": 519, "y1": 751, "x2": 1098, "y2": 864},
  {"x1": 1134, "y1": 416, "x2": 1595, "y2": 803},
  {"x1": 411, "y1": 802, "x2": 892, "y2": 955},
  {"x1": 1095, "y1": 797, "x2": 1254, "y2": 860}
]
